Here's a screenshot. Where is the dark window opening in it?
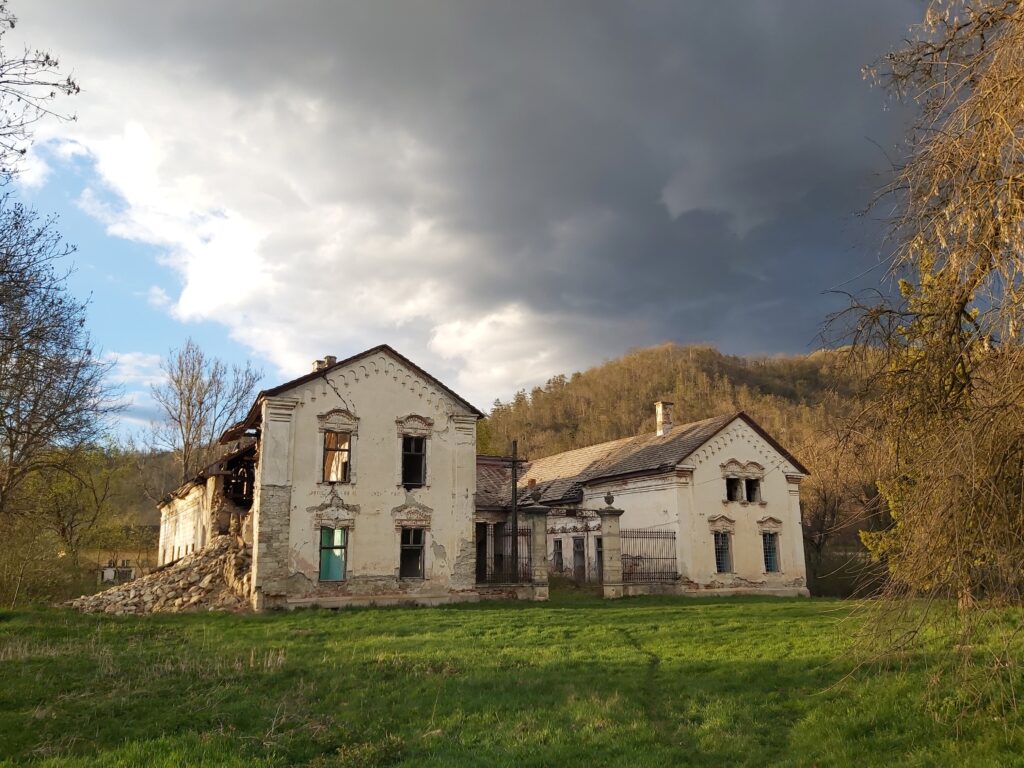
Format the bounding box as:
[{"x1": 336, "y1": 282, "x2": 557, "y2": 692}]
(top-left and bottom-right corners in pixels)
[
  {"x1": 745, "y1": 478, "x2": 761, "y2": 503},
  {"x1": 319, "y1": 527, "x2": 347, "y2": 581},
  {"x1": 400, "y1": 527, "x2": 425, "y2": 578},
  {"x1": 475, "y1": 522, "x2": 488, "y2": 582},
  {"x1": 323, "y1": 431, "x2": 351, "y2": 483},
  {"x1": 714, "y1": 531, "x2": 732, "y2": 573},
  {"x1": 726, "y1": 477, "x2": 743, "y2": 502},
  {"x1": 552, "y1": 538, "x2": 563, "y2": 572},
  {"x1": 762, "y1": 531, "x2": 780, "y2": 573},
  {"x1": 572, "y1": 536, "x2": 586, "y2": 582},
  {"x1": 492, "y1": 522, "x2": 506, "y2": 574},
  {"x1": 223, "y1": 450, "x2": 256, "y2": 509},
  {"x1": 401, "y1": 435, "x2": 426, "y2": 488}
]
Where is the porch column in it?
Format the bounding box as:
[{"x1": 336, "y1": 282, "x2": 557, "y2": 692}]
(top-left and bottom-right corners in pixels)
[
  {"x1": 598, "y1": 502, "x2": 625, "y2": 599},
  {"x1": 523, "y1": 505, "x2": 550, "y2": 601}
]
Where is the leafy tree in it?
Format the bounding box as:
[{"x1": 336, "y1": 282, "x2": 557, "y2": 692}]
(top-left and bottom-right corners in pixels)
[
  {"x1": 151, "y1": 339, "x2": 261, "y2": 485},
  {"x1": 849, "y1": 0, "x2": 1024, "y2": 602},
  {"x1": 18, "y1": 446, "x2": 130, "y2": 565},
  {"x1": 831, "y1": 0, "x2": 1024, "y2": 713}
]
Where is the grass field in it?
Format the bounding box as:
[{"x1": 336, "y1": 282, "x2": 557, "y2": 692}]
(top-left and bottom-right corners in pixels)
[{"x1": 1, "y1": 592, "x2": 1021, "y2": 767}]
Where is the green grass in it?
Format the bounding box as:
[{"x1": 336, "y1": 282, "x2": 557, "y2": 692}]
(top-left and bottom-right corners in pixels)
[{"x1": 0, "y1": 592, "x2": 1021, "y2": 767}]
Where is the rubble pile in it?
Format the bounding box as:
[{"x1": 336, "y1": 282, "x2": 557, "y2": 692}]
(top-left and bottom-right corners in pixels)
[{"x1": 68, "y1": 536, "x2": 252, "y2": 615}]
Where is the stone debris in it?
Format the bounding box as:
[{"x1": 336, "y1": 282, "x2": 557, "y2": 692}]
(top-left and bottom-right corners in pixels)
[{"x1": 68, "y1": 535, "x2": 252, "y2": 615}]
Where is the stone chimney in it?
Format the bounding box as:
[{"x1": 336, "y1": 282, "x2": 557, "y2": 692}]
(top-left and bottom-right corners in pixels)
[
  {"x1": 655, "y1": 400, "x2": 674, "y2": 436},
  {"x1": 313, "y1": 355, "x2": 338, "y2": 372}
]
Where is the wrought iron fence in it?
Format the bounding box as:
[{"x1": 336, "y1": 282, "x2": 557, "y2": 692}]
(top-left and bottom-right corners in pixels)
[
  {"x1": 620, "y1": 528, "x2": 678, "y2": 583},
  {"x1": 479, "y1": 526, "x2": 533, "y2": 584}
]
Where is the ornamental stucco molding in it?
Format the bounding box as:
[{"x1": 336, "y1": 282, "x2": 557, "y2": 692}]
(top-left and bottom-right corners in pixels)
[
  {"x1": 690, "y1": 421, "x2": 797, "y2": 476},
  {"x1": 318, "y1": 408, "x2": 359, "y2": 433},
  {"x1": 308, "y1": 487, "x2": 360, "y2": 528},
  {"x1": 391, "y1": 501, "x2": 433, "y2": 529},
  {"x1": 301, "y1": 353, "x2": 461, "y2": 416},
  {"x1": 547, "y1": 522, "x2": 602, "y2": 534},
  {"x1": 720, "y1": 459, "x2": 765, "y2": 479},
  {"x1": 707, "y1": 514, "x2": 736, "y2": 532},
  {"x1": 396, "y1": 413, "x2": 434, "y2": 438}
]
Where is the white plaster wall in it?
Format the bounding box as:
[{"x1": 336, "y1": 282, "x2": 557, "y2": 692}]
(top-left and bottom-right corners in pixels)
[
  {"x1": 582, "y1": 474, "x2": 685, "y2": 531},
  {"x1": 683, "y1": 418, "x2": 807, "y2": 591},
  {"x1": 546, "y1": 515, "x2": 602, "y2": 581},
  {"x1": 560, "y1": 417, "x2": 807, "y2": 594},
  {"x1": 255, "y1": 350, "x2": 479, "y2": 603},
  {"x1": 157, "y1": 483, "x2": 206, "y2": 565}
]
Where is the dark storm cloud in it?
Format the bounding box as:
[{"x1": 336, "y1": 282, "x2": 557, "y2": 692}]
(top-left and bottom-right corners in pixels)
[{"x1": 26, "y1": 0, "x2": 924, "y2": 387}]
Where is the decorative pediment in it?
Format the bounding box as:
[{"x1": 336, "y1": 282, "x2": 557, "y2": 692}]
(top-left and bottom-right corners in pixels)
[
  {"x1": 318, "y1": 408, "x2": 359, "y2": 433},
  {"x1": 707, "y1": 514, "x2": 735, "y2": 532},
  {"x1": 308, "y1": 487, "x2": 360, "y2": 527},
  {"x1": 720, "y1": 459, "x2": 764, "y2": 479},
  {"x1": 391, "y1": 501, "x2": 433, "y2": 529},
  {"x1": 396, "y1": 413, "x2": 434, "y2": 437},
  {"x1": 756, "y1": 516, "x2": 783, "y2": 531}
]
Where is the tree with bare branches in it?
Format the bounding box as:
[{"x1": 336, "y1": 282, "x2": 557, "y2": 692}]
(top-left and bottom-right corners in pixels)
[
  {"x1": 836, "y1": 0, "x2": 1024, "y2": 712},
  {"x1": 0, "y1": 200, "x2": 116, "y2": 520},
  {"x1": 0, "y1": 0, "x2": 79, "y2": 179},
  {"x1": 151, "y1": 339, "x2": 261, "y2": 485}
]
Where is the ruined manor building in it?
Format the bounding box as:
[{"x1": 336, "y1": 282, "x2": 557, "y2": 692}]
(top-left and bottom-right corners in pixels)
[{"x1": 159, "y1": 345, "x2": 808, "y2": 609}]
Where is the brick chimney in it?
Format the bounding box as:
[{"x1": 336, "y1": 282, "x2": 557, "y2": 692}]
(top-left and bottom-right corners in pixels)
[
  {"x1": 312, "y1": 358, "x2": 326, "y2": 372},
  {"x1": 655, "y1": 400, "x2": 674, "y2": 436}
]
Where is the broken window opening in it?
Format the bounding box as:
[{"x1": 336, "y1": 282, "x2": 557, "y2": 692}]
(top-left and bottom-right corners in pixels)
[
  {"x1": 745, "y1": 478, "x2": 761, "y2": 503},
  {"x1": 401, "y1": 435, "x2": 426, "y2": 489},
  {"x1": 319, "y1": 526, "x2": 347, "y2": 581},
  {"x1": 552, "y1": 538, "x2": 564, "y2": 572},
  {"x1": 726, "y1": 477, "x2": 743, "y2": 502},
  {"x1": 714, "y1": 531, "x2": 732, "y2": 573},
  {"x1": 400, "y1": 527, "x2": 425, "y2": 578},
  {"x1": 323, "y1": 431, "x2": 352, "y2": 484}
]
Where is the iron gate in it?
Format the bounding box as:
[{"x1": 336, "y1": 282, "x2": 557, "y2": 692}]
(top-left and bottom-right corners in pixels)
[
  {"x1": 477, "y1": 524, "x2": 533, "y2": 584},
  {"x1": 620, "y1": 529, "x2": 678, "y2": 583}
]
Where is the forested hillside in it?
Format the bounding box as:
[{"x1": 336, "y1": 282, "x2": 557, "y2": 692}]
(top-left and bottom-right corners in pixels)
[
  {"x1": 479, "y1": 343, "x2": 857, "y2": 461},
  {"x1": 480, "y1": 343, "x2": 879, "y2": 594}
]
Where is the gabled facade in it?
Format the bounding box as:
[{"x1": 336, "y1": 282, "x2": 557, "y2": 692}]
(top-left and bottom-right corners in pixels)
[
  {"x1": 244, "y1": 346, "x2": 483, "y2": 609},
  {"x1": 159, "y1": 345, "x2": 486, "y2": 609},
  {"x1": 159, "y1": 348, "x2": 809, "y2": 609},
  {"x1": 480, "y1": 405, "x2": 810, "y2": 596}
]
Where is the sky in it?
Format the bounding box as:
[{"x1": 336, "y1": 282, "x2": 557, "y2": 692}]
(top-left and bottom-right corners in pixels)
[{"x1": 9, "y1": 1, "x2": 922, "y2": 428}]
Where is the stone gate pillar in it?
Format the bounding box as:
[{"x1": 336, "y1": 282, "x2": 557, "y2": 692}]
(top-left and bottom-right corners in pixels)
[
  {"x1": 598, "y1": 501, "x2": 625, "y2": 599},
  {"x1": 523, "y1": 505, "x2": 550, "y2": 601}
]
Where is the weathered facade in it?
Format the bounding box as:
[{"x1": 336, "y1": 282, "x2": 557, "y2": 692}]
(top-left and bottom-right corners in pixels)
[
  {"x1": 158, "y1": 344, "x2": 499, "y2": 610},
  {"x1": 158, "y1": 442, "x2": 254, "y2": 565},
  {"x1": 482, "y1": 404, "x2": 810, "y2": 597},
  {"x1": 158, "y1": 347, "x2": 809, "y2": 610},
  {"x1": 243, "y1": 346, "x2": 484, "y2": 609}
]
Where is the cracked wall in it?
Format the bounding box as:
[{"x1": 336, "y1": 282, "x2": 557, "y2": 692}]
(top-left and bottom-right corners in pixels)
[{"x1": 249, "y1": 349, "x2": 480, "y2": 608}]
